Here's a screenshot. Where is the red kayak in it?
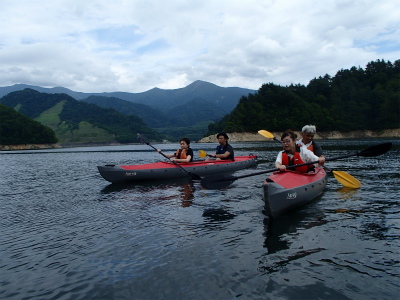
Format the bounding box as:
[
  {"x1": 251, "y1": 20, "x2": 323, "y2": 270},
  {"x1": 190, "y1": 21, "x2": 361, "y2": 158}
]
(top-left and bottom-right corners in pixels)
[{"x1": 98, "y1": 155, "x2": 257, "y2": 183}]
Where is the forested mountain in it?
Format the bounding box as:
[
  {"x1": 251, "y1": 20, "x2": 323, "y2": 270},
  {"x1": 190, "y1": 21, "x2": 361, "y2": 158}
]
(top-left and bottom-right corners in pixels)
[
  {"x1": 208, "y1": 59, "x2": 399, "y2": 135},
  {"x1": 82, "y1": 96, "x2": 172, "y2": 128},
  {"x1": 0, "y1": 81, "x2": 253, "y2": 142},
  {"x1": 0, "y1": 103, "x2": 57, "y2": 145},
  {"x1": 0, "y1": 80, "x2": 254, "y2": 113},
  {"x1": 81, "y1": 95, "x2": 228, "y2": 128},
  {"x1": 102, "y1": 80, "x2": 253, "y2": 112},
  {"x1": 0, "y1": 89, "x2": 161, "y2": 144}
]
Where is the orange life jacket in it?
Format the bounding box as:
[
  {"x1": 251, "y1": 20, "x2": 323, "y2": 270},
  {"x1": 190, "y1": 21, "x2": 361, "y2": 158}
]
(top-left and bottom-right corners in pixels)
[
  {"x1": 297, "y1": 141, "x2": 314, "y2": 153},
  {"x1": 175, "y1": 149, "x2": 187, "y2": 159},
  {"x1": 281, "y1": 146, "x2": 310, "y2": 173}
]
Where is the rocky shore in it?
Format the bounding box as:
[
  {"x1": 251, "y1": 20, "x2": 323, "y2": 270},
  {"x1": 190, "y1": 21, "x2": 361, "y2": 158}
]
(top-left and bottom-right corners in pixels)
[
  {"x1": 0, "y1": 143, "x2": 61, "y2": 151},
  {"x1": 197, "y1": 128, "x2": 400, "y2": 143}
]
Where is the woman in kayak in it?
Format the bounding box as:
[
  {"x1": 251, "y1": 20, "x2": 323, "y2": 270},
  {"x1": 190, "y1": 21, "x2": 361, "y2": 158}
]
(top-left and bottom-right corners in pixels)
[
  {"x1": 157, "y1": 137, "x2": 194, "y2": 162},
  {"x1": 275, "y1": 131, "x2": 324, "y2": 172}
]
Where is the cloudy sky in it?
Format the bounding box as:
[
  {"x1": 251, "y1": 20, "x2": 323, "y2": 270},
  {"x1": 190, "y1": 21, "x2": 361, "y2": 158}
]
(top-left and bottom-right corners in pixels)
[{"x1": 0, "y1": 0, "x2": 398, "y2": 93}]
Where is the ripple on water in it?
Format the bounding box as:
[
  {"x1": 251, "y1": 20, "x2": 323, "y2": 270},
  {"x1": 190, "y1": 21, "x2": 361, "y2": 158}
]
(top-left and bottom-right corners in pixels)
[{"x1": 1, "y1": 140, "x2": 399, "y2": 300}]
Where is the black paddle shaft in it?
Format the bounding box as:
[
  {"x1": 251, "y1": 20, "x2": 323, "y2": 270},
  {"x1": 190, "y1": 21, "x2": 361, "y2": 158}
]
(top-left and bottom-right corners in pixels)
[
  {"x1": 201, "y1": 142, "x2": 392, "y2": 190},
  {"x1": 137, "y1": 134, "x2": 202, "y2": 180}
]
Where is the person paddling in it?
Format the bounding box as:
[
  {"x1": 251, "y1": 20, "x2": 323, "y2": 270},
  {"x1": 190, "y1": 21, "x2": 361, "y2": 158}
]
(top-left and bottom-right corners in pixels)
[
  {"x1": 157, "y1": 137, "x2": 193, "y2": 162},
  {"x1": 297, "y1": 125, "x2": 326, "y2": 164},
  {"x1": 207, "y1": 132, "x2": 234, "y2": 161},
  {"x1": 275, "y1": 131, "x2": 324, "y2": 172}
]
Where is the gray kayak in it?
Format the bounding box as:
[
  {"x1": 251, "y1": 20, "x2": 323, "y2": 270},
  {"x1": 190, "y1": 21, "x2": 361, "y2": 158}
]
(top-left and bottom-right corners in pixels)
[{"x1": 263, "y1": 168, "x2": 327, "y2": 218}]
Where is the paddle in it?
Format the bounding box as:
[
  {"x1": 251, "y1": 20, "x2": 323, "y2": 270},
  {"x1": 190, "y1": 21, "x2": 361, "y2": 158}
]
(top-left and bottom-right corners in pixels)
[
  {"x1": 199, "y1": 150, "x2": 211, "y2": 159},
  {"x1": 330, "y1": 169, "x2": 361, "y2": 189},
  {"x1": 137, "y1": 134, "x2": 202, "y2": 180},
  {"x1": 258, "y1": 130, "x2": 282, "y2": 144},
  {"x1": 201, "y1": 142, "x2": 392, "y2": 189},
  {"x1": 258, "y1": 129, "x2": 361, "y2": 189}
]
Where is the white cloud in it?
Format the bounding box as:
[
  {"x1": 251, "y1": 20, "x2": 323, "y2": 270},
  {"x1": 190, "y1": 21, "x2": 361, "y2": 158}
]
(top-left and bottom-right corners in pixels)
[{"x1": 0, "y1": 0, "x2": 398, "y2": 93}]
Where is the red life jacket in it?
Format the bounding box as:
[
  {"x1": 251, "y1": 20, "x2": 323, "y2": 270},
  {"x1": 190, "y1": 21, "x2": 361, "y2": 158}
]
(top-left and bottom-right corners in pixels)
[
  {"x1": 175, "y1": 149, "x2": 187, "y2": 159},
  {"x1": 281, "y1": 146, "x2": 310, "y2": 173}
]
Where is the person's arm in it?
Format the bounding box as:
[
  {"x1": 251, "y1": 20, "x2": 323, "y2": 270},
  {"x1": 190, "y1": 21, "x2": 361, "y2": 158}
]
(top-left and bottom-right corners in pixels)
[
  {"x1": 215, "y1": 151, "x2": 230, "y2": 159},
  {"x1": 174, "y1": 155, "x2": 192, "y2": 163},
  {"x1": 275, "y1": 152, "x2": 286, "y2": 171},
  {"x1": 313, "y1": 142, "x2": 324, "y2": 157},
  {"x1": 302, "y1": 148, "x2": 324, "y2": 167},
  {"x1": 157, "y1": 149, "x2": 175, "y2": 158}
]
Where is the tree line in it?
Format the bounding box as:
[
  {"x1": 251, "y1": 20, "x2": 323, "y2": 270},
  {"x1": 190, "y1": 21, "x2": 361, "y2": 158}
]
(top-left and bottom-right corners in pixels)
[
  {"x1": 0, "y1": 103, "x2": 58, "y2": 144},
  {"x1": 208, "y1": 59, "x2": 399, "y2": 135}
]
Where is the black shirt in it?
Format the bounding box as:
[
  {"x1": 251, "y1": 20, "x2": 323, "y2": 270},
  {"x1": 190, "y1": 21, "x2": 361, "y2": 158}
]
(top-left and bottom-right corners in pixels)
[{"x1": 216, "y1": 143, "x2": 234, "y2": 160}]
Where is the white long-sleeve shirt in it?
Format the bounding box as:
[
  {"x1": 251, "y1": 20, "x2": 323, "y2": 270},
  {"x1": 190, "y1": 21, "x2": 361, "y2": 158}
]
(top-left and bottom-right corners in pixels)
[{"x1": 276, "y1": 147, "x2": 320, "y2": 167}]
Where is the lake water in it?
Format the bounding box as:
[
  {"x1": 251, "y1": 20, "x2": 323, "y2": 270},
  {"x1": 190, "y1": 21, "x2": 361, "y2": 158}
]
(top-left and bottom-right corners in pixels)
[{"x1": 1, "y1": 139, "x2": 399, "y2": 300}]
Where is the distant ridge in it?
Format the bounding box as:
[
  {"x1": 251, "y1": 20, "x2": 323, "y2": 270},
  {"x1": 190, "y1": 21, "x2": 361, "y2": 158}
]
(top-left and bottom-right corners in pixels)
[
  {"x1": 0, "y1": 81, "x2": 254, "y2": 141},
  {"x1": 0, "y1": 80, "x2": 255, "y2": 112}
]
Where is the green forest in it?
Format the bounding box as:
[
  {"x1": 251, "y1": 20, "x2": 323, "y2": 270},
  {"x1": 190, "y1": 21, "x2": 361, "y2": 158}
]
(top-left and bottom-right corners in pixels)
[
  {"x1": 0, "y1": 89, "x2": 161, "y2": 144},
  {"x1": 0, "y1": 103, "x2": 58, "y2": 144},
  {"x1": 208, "y1": 59, "x2": 399, "y2": 135}
]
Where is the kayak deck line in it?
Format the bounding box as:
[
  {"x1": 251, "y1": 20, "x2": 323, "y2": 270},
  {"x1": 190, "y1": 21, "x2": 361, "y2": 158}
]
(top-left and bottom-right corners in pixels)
[
  {"x1": 120, "y1": 156, "x2": 255, "y2": 170},
  {"x1": 268, "y1": 168, "x2": 326, "y2": 189}
]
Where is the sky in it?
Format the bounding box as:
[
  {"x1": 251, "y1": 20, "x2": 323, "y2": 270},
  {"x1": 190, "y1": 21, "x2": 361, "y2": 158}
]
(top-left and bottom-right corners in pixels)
[{"x1": 0, "y1": 0, "x2": 399, "y2": 93}]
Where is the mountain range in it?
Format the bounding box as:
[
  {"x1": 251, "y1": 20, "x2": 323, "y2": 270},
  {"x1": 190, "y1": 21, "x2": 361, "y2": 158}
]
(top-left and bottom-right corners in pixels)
[
  {"x1": 0, "y1": 80, "x2": 254, "y2": 114},
  {"x1": 0, "y1": 81, "x2": 254, "y2": 143}
]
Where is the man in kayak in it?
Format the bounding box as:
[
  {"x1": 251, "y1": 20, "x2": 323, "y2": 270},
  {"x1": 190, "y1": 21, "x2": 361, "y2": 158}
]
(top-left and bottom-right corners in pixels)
[
  {"x1": 207, "y1": 132, "x2": 234, "y2": 161},
  {"x1": 157, "y1": 137, "x2": 194, "y2": 162},
  {"x1": 297, "y1": 125, "x2": 325, "y2": 163},
  {"x1": 275, "y1": 131, "x2": 324, "y2": 172}
]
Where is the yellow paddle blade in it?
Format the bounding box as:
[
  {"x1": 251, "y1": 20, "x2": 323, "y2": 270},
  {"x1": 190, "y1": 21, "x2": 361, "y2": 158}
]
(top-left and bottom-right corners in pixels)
[
  {"x1": 258, "y1": 130, "x2": 274, "y2": 139},
  {"x1": 199, "y1": 150, "x2": 207, "y2": 158},
  {"x1": 332, "y1": 171, "x2": 361, "y2": 189}
]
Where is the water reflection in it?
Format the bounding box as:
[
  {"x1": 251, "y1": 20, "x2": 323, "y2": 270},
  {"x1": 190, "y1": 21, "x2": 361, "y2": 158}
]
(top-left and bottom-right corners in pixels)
[
  {"x1": 202, "y1": 208, "x2": 236, "y2": 222},
  {"x1": 262, "y1": 211, "x2": 327, "y2": 255},
  {"x1": 336, "y1": 186, "x2": 360, "y2": 198},
  {"x1": 100, "y1": 178, "x2": 197, "y2": 207}
]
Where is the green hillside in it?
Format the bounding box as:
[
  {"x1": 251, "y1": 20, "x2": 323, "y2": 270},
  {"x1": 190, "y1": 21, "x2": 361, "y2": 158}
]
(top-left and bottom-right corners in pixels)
[
  {"x1": 208, "y1": 59, "x2": 400, "y2": 135},
  {"x1": 82, "y1": 95, "x2": 172, "y2": 128},
  {"x1": 81, "y1": 95, "x2": 226, "y2": 141},
  {"x1": 0, "y1": 89, "x2": 162, "y2": 144},
  {"x1": 0, "y1": 103, "x2": 57, "y2": 145}
]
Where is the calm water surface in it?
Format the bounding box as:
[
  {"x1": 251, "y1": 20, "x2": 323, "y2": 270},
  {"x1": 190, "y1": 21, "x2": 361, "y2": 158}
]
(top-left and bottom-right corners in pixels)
[{"x1": 1, "y1": 139, "x2": 399, "y2": 300}]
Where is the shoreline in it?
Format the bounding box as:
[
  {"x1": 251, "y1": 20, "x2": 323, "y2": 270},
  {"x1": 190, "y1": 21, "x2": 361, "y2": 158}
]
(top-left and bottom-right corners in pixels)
[
  {"x1": 197, "y1": 128, "x2": 400, "y2": 143},
  {"x1": 1, "y1": 129, "x2": 399, "y2": 150},
  {"x1": 0, "y1": 143, "x2": 62, "y2": 151}
]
